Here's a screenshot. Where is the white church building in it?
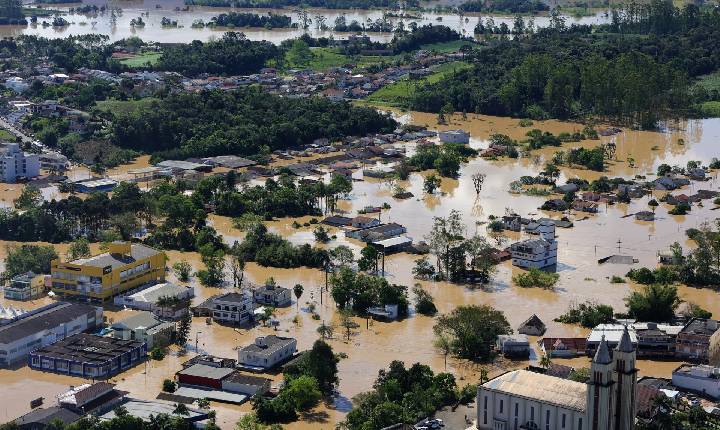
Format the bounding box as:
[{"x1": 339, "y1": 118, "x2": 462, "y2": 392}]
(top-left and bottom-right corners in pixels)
[
  {"x1": 477, "y1": 326, "x2": 638, "y2": 430},
  {"x1": 509, "y1": 219, "x2": 558, "y2": 269}
]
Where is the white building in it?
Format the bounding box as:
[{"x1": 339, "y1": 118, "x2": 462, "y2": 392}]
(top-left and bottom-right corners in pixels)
[
  {"x1": 478, "y1": 327, "x2": 638, "y2": 430},
  {"x1": 252, "y1": 283, "x2": 292, "y2": 307},
  {"x1": 438, "y1": 129, "x2": 470, "y2": 144},
  {"x1": 39, "y1": 152, "x2": 70, "y2": 172},
  {"x1": 4, "y1": 77, "x2": 28, "y2": 93},
  {"x1": 114, "y1": 282, "x2": 194, "y2": 319},
  {"x1": 0, "y1": 302, "x2": 101, "y2": 367},
  {"x1": 0, "y1": 143, "x2": 40, "y2": 183},
  {"x1": 221, "y1": 373, "x2": 271, "y2": 396},
  {"x1": 110, "y1": 311, "x2": 176, "y2": 349},
  {"x1": 672, "y1": 364, "x2": 720, "y2": 399},
  {"x1": 211, "y1": 292, "x2": 254, "y2": 325},
  {"x1": 238, "y1": 335, "x2": 297, "y2": 370},
  {"x1": 510, "y1": 220, "x2": 558, "y2": 269}
]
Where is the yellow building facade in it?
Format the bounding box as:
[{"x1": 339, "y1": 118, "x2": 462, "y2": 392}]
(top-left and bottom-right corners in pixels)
[{"x1": 51, "y1": 242, "x2": 166, "y2": 302}]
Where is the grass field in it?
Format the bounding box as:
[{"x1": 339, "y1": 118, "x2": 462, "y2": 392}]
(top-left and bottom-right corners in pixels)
[
  {"x1": 0, "y1": 129, "x2": 17, "y2": 142},
  {"x1": 118, "y1": 52, "x2": 163, "y2": 68},
  {"x1": 95, "y1": 98, "x2": 161, "y2": 115},
  {"x1": 419, "y1": 40, "x2": 472, "y2": 53},
  {"x1": 365, "y1": 61, "x2": 472, "y2": 107},
  {"x1": 697, "y1": 101, "x2": 720, "y2": 118}
]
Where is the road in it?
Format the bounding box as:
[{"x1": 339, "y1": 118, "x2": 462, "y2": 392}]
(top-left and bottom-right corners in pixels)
[{"x1": 0, "y1": 115, "x2": 46, "y2": 151}]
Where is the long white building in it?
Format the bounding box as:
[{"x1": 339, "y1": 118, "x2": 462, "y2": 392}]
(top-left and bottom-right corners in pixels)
[
  {"x1": 478, "y1": 327, "x2": 637, "y2": 430},
  {"x1": 0, "y1": 143, "x2": 40, "y2": 183},
  {"x1": 0, "y1": 302, "x2": 102, "y2": 367},
  {"x1": 510, "y1": 219, "x2": 558, "y2": 269}
]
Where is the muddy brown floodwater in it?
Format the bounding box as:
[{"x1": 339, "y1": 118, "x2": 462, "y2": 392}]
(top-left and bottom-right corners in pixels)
[{"x1": 2, "y1": 112, "x2": 720, "y2": 428}]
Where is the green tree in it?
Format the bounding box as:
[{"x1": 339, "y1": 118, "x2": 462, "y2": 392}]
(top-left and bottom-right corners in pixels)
[
  {"x1": 3, "y1": 244, "x2": 58, "y2": 280},
  {"x1": 176, "y1": 310, "x2": 191, "y2": 348},
  {"x1": 287, "y1": 39, "x2": 313, "y2": 67},
  {"x1": 412, "y1": 284, "x2": 437, "y2": 315},
  {"x1": 173, "y1": 260, "x2": 193, "y2": 282},
  {"x1": 423, "y1": 174, "x2": 441, "y2": 194},
  {"x1": 625, "y1": 284, "x2": 681, "y2": 322},
  {"x1": 14, "y1": 185, "x2": 42, "y2": 210},
  {"x1": 433, "y1": 305, "x2": 512, "y2": 360},
  {"x1": 67, "y1": 238, "x2": 91, "y2": 261},
  {"x1": 293, "y1": 284, "x2": 303, "y2": 311}
]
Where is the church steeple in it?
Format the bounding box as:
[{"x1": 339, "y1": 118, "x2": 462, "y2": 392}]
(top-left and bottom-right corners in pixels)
[
  {"x1": 613, "y1": 326, "x2": 637, "y2": 430},
  {"x1": 588, "y1": 335, "x2": 616, "y2": 430}
]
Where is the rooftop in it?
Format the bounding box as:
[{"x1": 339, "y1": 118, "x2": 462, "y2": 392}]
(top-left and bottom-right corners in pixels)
[
  {"x1": 177, "y1": 363, "x2": 236, "y2": 380},
  {"x1": 31, "y1": 333, "x2": 144, "y2": 364},
  {"x1": 71, "y1": 243, "x2": 160, "y2": 269},
  {"x1": 240, "y1": 335, "x2": 295, "y2": 357},
  {"x1": 224, "y1": 372, "x2": 271, "y2": 387},
  {"x1": 215, "y1": 292, "x2": 251, "y2": 304},
  {"x1": 111, "y1": 311, "x2": 171, "y2": 332},
  {"x1": 125, "y1": 282, "x2": 191, "y2": 304},
  {"x1": 0, "y1": 302, "x2": 98, "y2": 344},
  {"x1": 484, "y1": 370, "x2": 587, "y2": 411},
  {"x1": 99, "y1": 399, "x2": 206, "y2": 422},
  {"x1": 14, "y1": 406, "x2": 81, "y2": 427},
  {"x1": 680, "y1": 318, "x2": 720, "y2": 336}
]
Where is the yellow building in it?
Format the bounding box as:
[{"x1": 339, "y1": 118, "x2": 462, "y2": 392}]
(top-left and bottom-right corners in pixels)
[{"x1": 51, "y1": 242, "x2": 166, "y2": 302}]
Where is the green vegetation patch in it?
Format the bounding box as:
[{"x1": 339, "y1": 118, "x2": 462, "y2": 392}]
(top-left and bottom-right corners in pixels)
[
  {"x1": 366, "y1": 61, "x2": 471, "y2": 107},
  {"x1": 697, "y1": 101, "x2": 720, "y2": 118},
  {"x1": 118, "y1": 51, "x2": 163, "y2": 67},
  {"x1": 95, "y1": 97, "x2": 161, "y2": 115}
]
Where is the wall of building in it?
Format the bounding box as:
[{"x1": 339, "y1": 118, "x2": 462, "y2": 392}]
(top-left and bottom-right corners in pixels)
[{"x1": 477, "y1": 389, "x2": 585, "y2": 430}]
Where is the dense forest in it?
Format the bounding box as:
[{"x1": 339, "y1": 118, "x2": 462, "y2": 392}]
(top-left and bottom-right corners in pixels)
[
  {"x1": 207, "y1": 12, "x2": 292, "y2": 28},
  {"x1": 410, "y1": 1, "x2": 720, "y2": 128},
  {"x1": 0, "y1": 34, "x2": 119, "y2": 72},
  {"x1": 104, "y1": 88, "x2": 396, "y2": 160},
  {"x1": 459, "y1": 0, "x2": 548, "y2": 13},
  {"x1": 156, "y1": 32, "x2": 281, "y2": 76},
  {"x1": 185, "y1": 0, "x2": 419, "y2": 9}
]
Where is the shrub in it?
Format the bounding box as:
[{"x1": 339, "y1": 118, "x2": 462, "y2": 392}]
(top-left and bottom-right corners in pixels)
[{"x1": 513, "y1": 268, "x2": 560, "y2": 289}]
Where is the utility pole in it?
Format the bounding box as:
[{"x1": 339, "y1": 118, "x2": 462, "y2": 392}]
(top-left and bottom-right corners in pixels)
[{"x1": 195, "y1": 331, "x2": 202, "y2": 353}]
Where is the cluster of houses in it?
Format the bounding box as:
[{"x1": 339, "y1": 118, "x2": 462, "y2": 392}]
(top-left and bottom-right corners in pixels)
[{"x1": 192, "y1": 282, "x2": 294, "y2": 326}]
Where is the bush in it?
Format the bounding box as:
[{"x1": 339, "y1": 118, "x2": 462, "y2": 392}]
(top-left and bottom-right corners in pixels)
[
  {"x1": 150, "y1": 347, "x2": 166, "y2": 360},
  {"x1": 610, "y1": 275, "x2": 625, "y2": 284},
  {"x1": 513, "y1": 268, "x2": 560, "y2": 289},
  {"x1": 412, "y1": 284, "x2": 437, "y2": 316},
  {"x1": 555, "y1": 302, "x2": 614, "y2": 328},
  {"x1": 162, "y1": 379, "x2": 177, "y2": 393}
]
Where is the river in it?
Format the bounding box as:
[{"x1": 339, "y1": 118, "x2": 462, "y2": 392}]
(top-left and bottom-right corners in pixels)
[
  {"x1": 4, "y1": 0, "x2": 611, "y2": 43},
  {"x1": 2, "y1": 112, "x2": 720, "y2": 427}
]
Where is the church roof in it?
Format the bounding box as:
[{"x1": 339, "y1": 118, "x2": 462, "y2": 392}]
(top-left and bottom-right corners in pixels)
[
  {"x1": 617, "y1": 325, "x2": 635, "y2": 353},
  {"x1": 594, "y1": 335, "x2": 613, "y2": 365},
  {"x1": 482, "y1": 370, "x2": 587, "y2": 411}
]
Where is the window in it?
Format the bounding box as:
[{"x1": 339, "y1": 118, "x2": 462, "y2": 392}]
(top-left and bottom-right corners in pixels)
[
  {"x1": 530, "y1": 407, "x2": 534, "y2": 422},
  {"x1": 562, "y1": 414, "x2": 566, "y2": 428},
  {"x1": 578, "y1": 418, "x2": 583, "y2": 430},
  {"x1": 500, "y1": 399, "x2": 504, "y2": 414},
  {"x1": 484, "y1": 397, "x2": 488, "y2": 425},
  {"x1": 545, "y1": 411, "x2": 550, "y2": 430}
]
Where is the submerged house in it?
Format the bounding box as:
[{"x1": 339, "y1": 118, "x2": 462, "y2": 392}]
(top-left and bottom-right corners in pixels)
[
  {"x1": 510, "y1": 220, "x2": 558, "y2": 269},
  {"x1": 518, "y1": 314, "x2": 546, "y2": 336}
]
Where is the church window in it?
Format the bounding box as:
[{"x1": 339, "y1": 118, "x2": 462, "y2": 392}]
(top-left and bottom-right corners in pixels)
[
  {"x1": 561, "y1": 414, "x2": 566, "y2": 428},
  {"x1": 578, "y1": 417, "x2": 583, "y2": 430},
  {"x1": 500, "y1": 399, "x2": 504, "y2": 414},
  {"x1": 545, "y1": 410, "x2": 550, "y2": 430}
]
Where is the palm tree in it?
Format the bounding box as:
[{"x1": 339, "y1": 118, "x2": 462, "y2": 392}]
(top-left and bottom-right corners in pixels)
[
  {"x1": 434, "y1": 334, "x2": 453, "y2": 370},
  {"x1": 293, "y1": 284, "x2": 304, "y2": 312}
]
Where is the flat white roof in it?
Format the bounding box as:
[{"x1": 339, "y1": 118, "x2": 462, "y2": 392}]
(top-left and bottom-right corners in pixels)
[{"x1": 373, "y1": 236, "x2": 412, "y2": 247}]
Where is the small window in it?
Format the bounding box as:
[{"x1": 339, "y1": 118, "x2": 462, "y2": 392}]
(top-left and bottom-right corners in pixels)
[
  {"x1": 499, "y1": 399, "x2": 504, "y2": 414},
  {"x1": 562, "y1": 414, "x2": 566, "y2": 428}
]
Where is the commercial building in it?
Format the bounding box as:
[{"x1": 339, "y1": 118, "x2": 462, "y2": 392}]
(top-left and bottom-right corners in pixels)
[
  {"x1": 478, "y1": 327, "x2": 638, "y2": 430},
  {"x1": 176, "y1": 363, "x2": 236, "y2": 389},
  {"x1": 509, "y1": 220, "x2": 558, "y2": 269},
  {"x1": 0, "y1": 302, "x2": 102, "y2": 367},
  {"x1": 113, "y1": 282, "x2": 194, "y2": 319},
  {"x1": 13, "y1": 407, "x2": 81, "y2": 429},
  {"x1": 3, "y1": 272, "x2": 45, "y2": 301},
  {"x1": 110, "y1": 311, "x2": 176, "y2": 349},
  {"x1": 29, "y1": 333, "x2": 147, "y2": 378},
  {"x1": 345, "y1": 222, "x2": 407, "y2": 242},
  {"x1": 0, "y1": 143, "x2": 40, "y2": 183},
  {"x1": 672, "y1": 364, "x2": 720, "y2": 399},
  {"x1": 51, "y1": 242, "x2": 166, "y2": 302},
  {"x1": 676, "y1": 318, "x2": 720, "y2": 361},
  {"x1": 99, "y1": 399, "x2": 208, "y2": 423},
  {"x1": 253, "y1": 283, "x2": 292, "y2": 307},
  {"x1": 238, "y1": 335, "x2": 297, "y2": 370},
  {"x1": 73, "y1": 178, "x2": 118, "y2": 193}
]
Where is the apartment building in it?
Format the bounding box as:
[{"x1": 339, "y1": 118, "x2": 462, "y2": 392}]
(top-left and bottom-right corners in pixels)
[{"x1": 0, "y1": 143, "x2": 40, "y2": 183}]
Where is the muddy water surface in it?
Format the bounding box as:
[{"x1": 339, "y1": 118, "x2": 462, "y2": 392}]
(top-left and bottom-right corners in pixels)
[{"x1": 2, "y1": 113, "x2": 720, "y2": 428}]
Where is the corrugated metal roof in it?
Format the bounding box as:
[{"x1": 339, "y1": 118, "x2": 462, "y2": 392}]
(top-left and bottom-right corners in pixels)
[{"x1": 482, "y1": 370, "x2": 587, "y2": 411}]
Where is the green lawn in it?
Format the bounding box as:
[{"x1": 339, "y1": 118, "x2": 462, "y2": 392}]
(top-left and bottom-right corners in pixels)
[
  {"x1": 119, "y1": 52, "x2": 163, "y2": 68},
  {"x1": 0, "y1": 129, "x2": 16, "y2": 142},
  {"x1": 95, "y1": 98, "x2": 161, "y2": 115},
  {"x1": 283, "y1": 47, "x2": 399, "y2": 71},
  {"x1": 419, "y1": 40, "x2": 473, "y2": 53},
  {"x1": 697, "y1": 101, "x2": 720, "y2": 118},
  {"x1": 365, "y1": 61, "x2": 472, "y2": 107}
]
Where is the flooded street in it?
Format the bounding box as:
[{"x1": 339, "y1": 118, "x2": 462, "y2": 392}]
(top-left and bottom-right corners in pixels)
[
  {"x1": 6, "y1": 0, "x2": 611, "y2": 43},
  {"x1": 2, "y1": 112, "x2": 720, "y2": 428}
]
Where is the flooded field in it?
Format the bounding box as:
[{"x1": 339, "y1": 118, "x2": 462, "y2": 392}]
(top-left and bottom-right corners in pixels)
[
  {"x1": 2, "y1": 112, "x2": 720, "y2": 428},
  {"x1": 4, "y1": 0, "x2": 611, "y2": 43}
]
